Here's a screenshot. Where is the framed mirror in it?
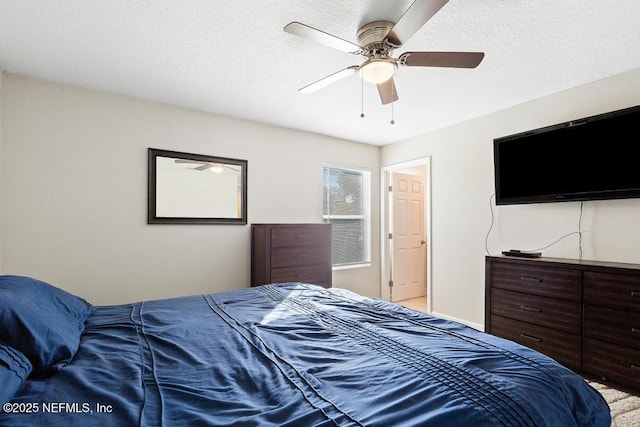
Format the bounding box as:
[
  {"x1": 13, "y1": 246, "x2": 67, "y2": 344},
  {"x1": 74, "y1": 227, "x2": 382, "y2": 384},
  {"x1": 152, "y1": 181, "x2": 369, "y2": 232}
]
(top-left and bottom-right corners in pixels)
[{"x1": 148, "y1": 148, "x2": 247, "y2": 224}]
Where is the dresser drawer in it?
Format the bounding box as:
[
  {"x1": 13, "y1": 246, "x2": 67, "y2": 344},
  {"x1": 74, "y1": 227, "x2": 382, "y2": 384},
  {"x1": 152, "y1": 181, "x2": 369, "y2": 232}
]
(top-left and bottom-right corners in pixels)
[
  {"x1": 490, "y1": 315, "x2": 581, "y2": 370},
  {"x1": 270, "y1": 263, "x2": 329, "y2": 285},
  {"x1": 584, "y1": 271, "x2": 640, "y2": 311},
  {"x1": 491, "y1": 263, "x2": 581, "y2": 301},
  {"x1": 584, "y1": 304, "x2": 640, "y2": 350},
  {"x1": 491, "y1": 288, "x2": 581, "y2": 334},
  {"x1": 271, "y1": 225, "x2": 329, "y2": 248},
  {"x1": 271, "y1": 246, "x2": 329, "y2": 268},
  {"x1": 583, "y1": 337, "x2": 640, "y2": 390}
]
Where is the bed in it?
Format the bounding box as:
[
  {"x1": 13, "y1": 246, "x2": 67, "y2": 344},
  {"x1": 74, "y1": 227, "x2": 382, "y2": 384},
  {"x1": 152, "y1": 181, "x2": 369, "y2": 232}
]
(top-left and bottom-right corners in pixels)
[{"x1": 1, "y1": 275, "x2": 610, "y2": 426}]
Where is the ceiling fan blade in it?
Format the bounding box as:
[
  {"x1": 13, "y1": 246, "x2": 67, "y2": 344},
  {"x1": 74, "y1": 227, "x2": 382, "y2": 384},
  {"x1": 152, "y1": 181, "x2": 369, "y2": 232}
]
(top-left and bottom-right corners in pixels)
[
  {"x1": 175, "y1": 159, "x2": 202, "y2": 164},
  {"x1": 195, "y1": 164, "x2": 210, "y2": 171},
  {"x1": 400, "y1": 51, "x2": 484, "y2": 68},
  {"x1": 299, "y1": 66, "x2": 359, "y2": 94},
  {"x1": 284, "y1": 22, "x2": 362, "y2": 54},
  {"x1": 386, "y1": 0, "x2": 449, "y2": 47},
  {"x1": 377, "y1": 78, "x2": 399, "y2": 105}
]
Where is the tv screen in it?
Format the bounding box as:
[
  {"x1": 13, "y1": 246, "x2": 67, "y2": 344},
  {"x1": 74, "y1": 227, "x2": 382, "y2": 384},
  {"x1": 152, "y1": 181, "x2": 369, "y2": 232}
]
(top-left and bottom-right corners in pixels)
[{"x1": 493, "y1": 105, "x2": 640, "y2": 205}]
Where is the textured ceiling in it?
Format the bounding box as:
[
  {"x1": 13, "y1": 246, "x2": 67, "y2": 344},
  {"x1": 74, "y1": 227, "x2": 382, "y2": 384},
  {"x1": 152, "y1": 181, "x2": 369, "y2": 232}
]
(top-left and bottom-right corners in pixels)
[{"x1": 1, "y1": 0, "x2": 639, "y2": 145}]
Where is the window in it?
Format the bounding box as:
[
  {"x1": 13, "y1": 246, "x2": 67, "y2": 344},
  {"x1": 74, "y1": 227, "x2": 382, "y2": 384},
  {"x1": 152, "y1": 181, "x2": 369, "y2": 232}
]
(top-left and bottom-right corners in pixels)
[{"x1": 322, "y1": 165, "x2": 371, "y2": 268}]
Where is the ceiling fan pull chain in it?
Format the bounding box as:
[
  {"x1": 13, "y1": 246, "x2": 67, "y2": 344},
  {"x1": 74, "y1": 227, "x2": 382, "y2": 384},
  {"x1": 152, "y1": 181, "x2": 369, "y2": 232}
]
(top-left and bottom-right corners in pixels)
[
  {"x1": 390, "y1": 85, "x2": 395, "y2": 125},
  {"x1": 360, "y1": 77, "x2": 365, "y2": 118}
]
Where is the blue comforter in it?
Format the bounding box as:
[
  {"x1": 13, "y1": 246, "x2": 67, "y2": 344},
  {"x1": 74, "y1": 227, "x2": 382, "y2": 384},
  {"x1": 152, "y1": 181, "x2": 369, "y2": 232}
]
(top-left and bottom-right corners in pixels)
[{"x1": 1, "y1": 283, "x2": 610, "y2": 426}]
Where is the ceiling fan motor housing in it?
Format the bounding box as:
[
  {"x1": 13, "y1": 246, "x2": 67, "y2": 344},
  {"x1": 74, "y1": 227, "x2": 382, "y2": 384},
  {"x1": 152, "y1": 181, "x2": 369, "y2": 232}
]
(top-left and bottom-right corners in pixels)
[
  {"x1": 356, "y1": 21, "x2": 398, "y2": 84},
  {"x1": 356, "y1": 21, "x2": 396, "y2": 57}
]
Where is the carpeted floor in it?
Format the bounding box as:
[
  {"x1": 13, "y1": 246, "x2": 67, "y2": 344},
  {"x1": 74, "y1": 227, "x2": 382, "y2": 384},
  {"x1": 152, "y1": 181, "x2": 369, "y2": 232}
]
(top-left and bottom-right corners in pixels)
[{"x1": 587, "y1": 379, "x2": 640, "y2": 426}]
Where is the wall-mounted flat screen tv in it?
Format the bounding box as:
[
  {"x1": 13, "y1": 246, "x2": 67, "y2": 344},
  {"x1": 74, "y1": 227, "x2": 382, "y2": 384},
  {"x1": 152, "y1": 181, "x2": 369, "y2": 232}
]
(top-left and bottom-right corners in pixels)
[{"x1": 493, "y1": 105, "x2": 640, "y2": 205}]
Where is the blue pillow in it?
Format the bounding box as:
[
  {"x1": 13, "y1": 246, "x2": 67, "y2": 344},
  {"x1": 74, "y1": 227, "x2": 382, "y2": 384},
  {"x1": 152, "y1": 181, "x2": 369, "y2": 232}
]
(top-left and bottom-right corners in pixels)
[
  {"x1": 0, "y1": 343, "x2": 32, "y2": 406},
  {"x1": 0, "y1": 275, "x2": 93, "y2": 378}
]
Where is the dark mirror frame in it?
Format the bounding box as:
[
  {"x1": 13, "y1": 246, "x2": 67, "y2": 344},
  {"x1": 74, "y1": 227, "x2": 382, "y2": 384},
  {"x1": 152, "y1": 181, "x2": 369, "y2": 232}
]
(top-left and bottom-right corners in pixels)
[{"x1": 147, "y1": 148, "x2": 248, "y2": 225}]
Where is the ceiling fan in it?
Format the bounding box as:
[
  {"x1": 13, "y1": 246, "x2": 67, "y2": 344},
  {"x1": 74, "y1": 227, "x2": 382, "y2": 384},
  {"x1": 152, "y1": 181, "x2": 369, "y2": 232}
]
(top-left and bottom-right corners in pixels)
[
  {"x1": 284, "y1": 0, "x2": 484, "y2": 105},
  {"x1": 174, "y1": 159, "x2": 239, "y2": 173}
]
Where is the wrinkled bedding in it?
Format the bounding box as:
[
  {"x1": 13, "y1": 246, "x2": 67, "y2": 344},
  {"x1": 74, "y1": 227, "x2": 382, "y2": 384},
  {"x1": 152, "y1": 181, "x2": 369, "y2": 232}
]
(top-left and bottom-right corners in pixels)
[{"x1": 1, "y1": 283, "x2": 610, "y2": 426}]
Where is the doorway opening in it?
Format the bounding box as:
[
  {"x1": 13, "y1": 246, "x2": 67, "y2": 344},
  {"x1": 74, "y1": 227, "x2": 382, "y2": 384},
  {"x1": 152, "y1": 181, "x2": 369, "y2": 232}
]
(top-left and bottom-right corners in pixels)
[{"x1": 380, "y1": 157, "x2": 431, "y2": 314}]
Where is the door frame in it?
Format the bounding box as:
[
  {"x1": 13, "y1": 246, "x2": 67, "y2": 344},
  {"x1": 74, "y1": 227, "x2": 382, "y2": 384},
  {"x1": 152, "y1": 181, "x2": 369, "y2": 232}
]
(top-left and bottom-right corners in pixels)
[{"x1": 380, "y1": 157, "x2": 432, "y2": 312}]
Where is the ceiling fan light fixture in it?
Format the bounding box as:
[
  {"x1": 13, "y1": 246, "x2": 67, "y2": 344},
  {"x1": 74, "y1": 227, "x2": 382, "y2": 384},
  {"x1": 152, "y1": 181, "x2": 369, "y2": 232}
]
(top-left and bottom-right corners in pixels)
[
  {"x1": 359, "y1": 59, "x2": 397, "y2": 85},
  {"x1": 210, "y1": 164, "x2": 225, "y2": 174}
]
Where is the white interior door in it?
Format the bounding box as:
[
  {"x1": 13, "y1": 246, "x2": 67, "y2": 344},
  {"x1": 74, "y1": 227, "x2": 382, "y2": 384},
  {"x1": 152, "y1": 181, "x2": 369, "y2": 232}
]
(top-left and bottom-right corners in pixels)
[{"x1": 391, "y1": 172, "x2": 426, "y2": 302}]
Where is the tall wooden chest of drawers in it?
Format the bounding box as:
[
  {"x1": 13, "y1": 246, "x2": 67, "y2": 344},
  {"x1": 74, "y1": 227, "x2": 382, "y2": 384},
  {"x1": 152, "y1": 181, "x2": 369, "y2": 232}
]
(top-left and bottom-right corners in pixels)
[
  {"x1": 251, "y1": 223, "x2": 332, "y2": 288},
  {"x1": 485, "y1": 255, "x2": 640, "y2": 390}
]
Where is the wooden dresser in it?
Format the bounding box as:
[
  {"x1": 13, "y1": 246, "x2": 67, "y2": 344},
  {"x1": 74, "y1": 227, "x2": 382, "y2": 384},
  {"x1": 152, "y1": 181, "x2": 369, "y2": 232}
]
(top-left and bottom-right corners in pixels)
[
  {"x1": 485, "y1": 255, "x2": 640, "y2": 390},
  {"x1": 251, "y1": 223, "x2": 332, "y2": 288}
]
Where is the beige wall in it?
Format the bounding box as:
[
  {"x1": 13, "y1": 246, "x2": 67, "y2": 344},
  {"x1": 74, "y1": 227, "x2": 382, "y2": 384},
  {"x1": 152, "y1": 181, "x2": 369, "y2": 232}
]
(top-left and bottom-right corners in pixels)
[
  {"x1": 0, "y1": 74, "x2": 380, "y2": 305},
  {"x1": 382, "y1": 68, "x2": 640, "y2": 327}
]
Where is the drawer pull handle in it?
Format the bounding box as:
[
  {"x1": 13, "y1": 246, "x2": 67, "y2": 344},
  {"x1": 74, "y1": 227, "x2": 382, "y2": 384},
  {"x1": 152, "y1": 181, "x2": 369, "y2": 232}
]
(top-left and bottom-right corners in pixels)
[
  {"x1": 296, "y1": 273, "x2": 306, "y2": 278},
  {"x1": 519, "y1": 333, "x2": 542, "y2": 342},
  {"x1": 632, "y1": 328, "x2": 640, "y2": 334},
  {"x1": 519, "y1": 305, "x2": 542, "y2": 313},
  {"x1": 520, "y1": 276, "x2": 543, "y2": 283},
  {"x1": 296, "y1": 235, "x2": 308, "y2": 239},
  {"x1": 296, "y1": 255, "x2": 308, "y2": 259},
  {"x1": 632, "y1": 291, "x2": 640, "y2": 297},
  {"x1": 631, "y1": 365, "x2": 640, "y2": 372}
]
